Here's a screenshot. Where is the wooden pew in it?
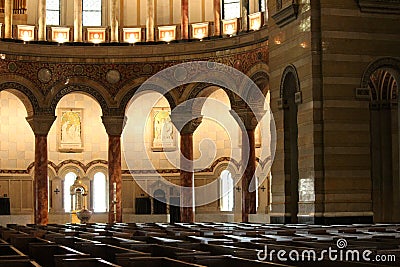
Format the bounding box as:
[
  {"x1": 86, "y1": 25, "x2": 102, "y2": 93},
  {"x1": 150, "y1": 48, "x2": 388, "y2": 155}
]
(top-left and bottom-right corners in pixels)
[
  {"x1": 0, "y1": 259, "x2": 41, "y2": 267},
  {"x1": 119, "y1": 256, "x2": 207, "y2": 267},
  {"x1": 74, "y1": 243, "x2": 150, "y2": 264},
  {"x1": 0, "y1": 244, "x2": 29, "y2": 261},
  {"x1": 190, "y1": 255, "x2": 292, "y2": 267},
  {"x1": 56, "y1": 258, "x2": 121, "y2": 267},
  {"x1": 29, "y1": 243, "x2": 91, "y2": 267},
  {"x1": 10, "y1": 235, "x2": 53, "y2": 255}
]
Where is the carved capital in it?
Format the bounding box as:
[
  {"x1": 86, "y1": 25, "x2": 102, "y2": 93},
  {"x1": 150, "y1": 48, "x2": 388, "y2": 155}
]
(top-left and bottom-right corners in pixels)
[
  {"x1": 101, "y1": 115, "x2": 127, "y2": 136},
  {"x1": 171, "y1": 115, "x2": 202, "y2": 135},
  {"x1": 26, "y1": 114, "x2": 56, "y2": 136},
  {"x1": 230, "y1": 108, "x2": 264, "y2": 131}
]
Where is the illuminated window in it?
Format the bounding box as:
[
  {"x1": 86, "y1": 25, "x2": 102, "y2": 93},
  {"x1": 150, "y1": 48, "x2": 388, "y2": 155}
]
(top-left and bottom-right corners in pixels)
[
  {"x1": 260, "y1": 0, "x2": 266, "y2": 12},
  {"x1": 63, "y1": 172, "x2": 76, "y2": 212},
  {"x1": 93, "y1": 172, "x2": 107, "y2": 212},
  {"x1": 47, "y1": 0, "x2": 60, "y2": 25},
  {"x1": 83, "y1": 0, "x2": 102, "y2": 26},
  {"x1": 220, "y1": 170, "x2": 234, "y2": 211},
  {"x1": 223, "y1": 0, "x2": 240, "y2": 20}
]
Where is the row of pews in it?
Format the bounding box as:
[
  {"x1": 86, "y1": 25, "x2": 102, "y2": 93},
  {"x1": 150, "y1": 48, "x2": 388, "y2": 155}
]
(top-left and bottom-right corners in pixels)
[{"x1": 0, "y1": 222, "x2": 399, "y2": 266}]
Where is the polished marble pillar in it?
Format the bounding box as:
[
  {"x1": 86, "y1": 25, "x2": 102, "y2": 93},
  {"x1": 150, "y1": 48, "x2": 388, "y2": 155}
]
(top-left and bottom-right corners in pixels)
[
  {"x1": 38, "y1": 0, "x2": 46, "y2": 41},
  {"x1": 26, "y1": 115, "x2": 56, "y2": 225},
  {"x1": 102, "y1": 115, "x2": 125, "y2": 223},
  {"x1": 242, "y1": 129, "x2": 256, "y2": 222},
  {"x1": 181, "y1": 0, "x2": 189, "y2": 39},
  {"x1": 74, "y1": 0, "x2": 83, "y2": 42},
  {"x1": 180, "y1": 132, "x2": 194, "y2": 222},
  {"x1": 4, "y1": 0, "x2": 12, "y2": 38},
  {"x1": 110, "y1": 0, "x2": 119, "y2": 42},
  {"x1": 34, "y1": 135, "x2": 49, "y2": 225},
  {"x1": 146, "y1": 0, "x2": 155, "y2": 41},
  {"x1": 230, "y1": 108, "x2": 259, "y2": 222},
  {"x1": 108, "y1": 135, "x2": 122, "y2": 223},
  {"x1": 213, "y1": 0, "x2": 221, "y2": 36}
]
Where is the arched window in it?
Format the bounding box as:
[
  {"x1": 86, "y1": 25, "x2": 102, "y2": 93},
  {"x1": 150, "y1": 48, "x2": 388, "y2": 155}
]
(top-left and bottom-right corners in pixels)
[
  {"x1": 93, "y1": 172, "x2": 107, "y2": 212},
  {"x1": 220, "y1": 170, "x2": 234, "y2": 211},
  {"x1": 223, "y1": 0, "x2": 240, "y2": 20},
  {"x1": 46, "y1": 0, "x2": 60, "y2": 25},
  {"x1": 83, "y1": 0, "x2": 102, "y2": 26},
  {"x1": 63, "y1": 172, "x2": 76, "y2": 212}
]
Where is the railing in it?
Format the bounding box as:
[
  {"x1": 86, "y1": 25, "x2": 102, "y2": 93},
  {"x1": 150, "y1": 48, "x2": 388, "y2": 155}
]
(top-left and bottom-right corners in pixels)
[
  {"x1": 0, "y1": 0, "x2": 27, "y2": 14},
  {"x1": 2, "y1": 11, "x2": 266, "y2": 45}
]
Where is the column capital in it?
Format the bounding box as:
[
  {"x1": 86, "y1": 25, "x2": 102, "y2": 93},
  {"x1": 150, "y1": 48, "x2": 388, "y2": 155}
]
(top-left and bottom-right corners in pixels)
[
  {"x1": 26, "y1": 114, "x2": 56, "y2": 136},
  {"x1": 170, "y1": 112, "x2": 202, "y2": 135},
  {"x1": 101, "y1": 115, "x2": 126, "y2": 136},
  {"x1": 230, "y1": 108, "x2": 264, "y2": 131}
]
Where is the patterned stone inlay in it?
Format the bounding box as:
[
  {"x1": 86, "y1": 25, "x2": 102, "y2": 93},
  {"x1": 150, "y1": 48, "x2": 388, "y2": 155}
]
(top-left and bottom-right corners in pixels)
[
  {"x1": 106, "y1": 69, "x2": 121, "y2": 84},
  {"x1": 38, "y1": 68, "x2": 52, "y2": 83}
]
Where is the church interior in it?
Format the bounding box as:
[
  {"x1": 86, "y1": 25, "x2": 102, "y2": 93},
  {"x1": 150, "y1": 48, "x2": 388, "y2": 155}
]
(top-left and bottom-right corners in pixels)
[{"x1": 0, "y1": 0, "x2": 400, "y2": 266}]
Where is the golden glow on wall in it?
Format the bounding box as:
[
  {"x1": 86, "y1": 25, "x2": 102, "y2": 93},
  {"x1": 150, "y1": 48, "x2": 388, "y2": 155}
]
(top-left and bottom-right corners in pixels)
[
  {"x1": 87, "y1": 28, "x2": 106, "y2": 44},
  {"x1": 158, "y1": 26, "x2": 176, "y2": 42},
  {"x1": 51, "y1": 27, "x2": 70, "y2": 43},
  {"x1": 222, "y1": 18, "x2": 238, "y2": 36},
  {"x1": 249, "y1": 12, "x2": 262, "y2": 31},
  {"x1": 123, "y1": 28, "x2": 142, "y2": 43},
  {"x1": 192, "y1": 22, "x2": 208, "y2": 40},
  {"x1": 17, "y1": 25, "x2": 35, "y2": 42}
]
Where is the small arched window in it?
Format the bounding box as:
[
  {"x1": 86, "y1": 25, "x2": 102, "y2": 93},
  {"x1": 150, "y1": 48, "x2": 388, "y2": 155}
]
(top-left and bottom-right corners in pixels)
[
  {"x1": 63, "y1": 172, "x2": 76, "y2": 212},
  {"x1": 220, "y1": 170, "x2": 234, "y2": 211},
  {"x1": 83, "y1": 0, "x2": 102, "y2": 26},
  {"x1": 46, "y1": 0, "x2": 60, "y2": 25},
  {"x1": 93, "y1": 172, "x2": 107, "y2": 212}
]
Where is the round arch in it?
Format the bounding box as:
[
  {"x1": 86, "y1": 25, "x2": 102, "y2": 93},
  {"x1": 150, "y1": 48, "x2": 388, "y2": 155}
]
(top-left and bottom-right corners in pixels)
[
  {"x1": 280, "y1": 64, "x2": 301, "y2": 99},
  {"x1": 360, "y1": 57, "x2": 400, "y2": 89},
  {"x1": 46, "y1": 78, "x2": 113, "y2": 115},
  {"x1": 0, "y1": 80, "x2": 40, "y2": 116}
]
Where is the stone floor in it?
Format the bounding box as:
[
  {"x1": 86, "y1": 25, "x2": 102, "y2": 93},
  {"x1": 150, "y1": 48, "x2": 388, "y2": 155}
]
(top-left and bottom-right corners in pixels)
[{"x1": 1, "y1": 222, "x2": 399, "y2": 266}]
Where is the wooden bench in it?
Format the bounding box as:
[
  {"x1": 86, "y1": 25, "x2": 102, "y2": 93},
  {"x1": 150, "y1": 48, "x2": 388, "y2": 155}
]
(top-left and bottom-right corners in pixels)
[
  {"x1": 56, "y1": 257, "x2": 121, "y2": 267},
  {"x1": 29, "y1": 243, "x2": 90, "y2": 267},
  {"x1": 0, "y1": 259, "x2": 41, "y2": 267},
  {"x1": 118, "y1": 256, "x2": 206, "y2": 267},
  {"x1": 74, "y1": 243, "x2": 150, "y2": 264}
]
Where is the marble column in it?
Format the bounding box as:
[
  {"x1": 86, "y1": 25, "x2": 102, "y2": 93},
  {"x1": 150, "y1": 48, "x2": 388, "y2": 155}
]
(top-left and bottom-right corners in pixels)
[
  {"x1": 242, "y1": 129, "x2": 256, "y2": 222},
  {"x1": 240, "y1": 0, "x2": 250, "y2": 32},
  {"x1": 26, "y1": 115, "x2": 56, "y2": 225},
  {"x1": 38, "y1": 0, "x2": 46, "y2": 41},
  {"x1": 180, "y1": 132, "x2": 194, "y2": 222},
  {"x1": 74, "y1": 0, "x2": 83, "y2": 42},
  {"x1": 110, "y1": 0, "x2": 119, "y2": 42},
  {"x1": 213, "y1": 0, "x2": 221, "y2": 36},
  {"x1": 146, "y1": 0, "x2": 155, "y2": 41},
  {"x1": 230, "y1": 108, "x2": 259, "y2": 222},
  {"x1": 108, "y1": 135, "x2": 122, "y2": 222},
  {"x1": 4, "y1": 0, "x2": 12, "y2": 38},
  {"x1": 102, "y1": 116, "x2": 126, "y2": 223},
  {"x1": 181, "y1": 0, "x2": 189, "y2": 39},
  {"x1": 34, "y1": 135, "x2": 49, "y2": 225}
]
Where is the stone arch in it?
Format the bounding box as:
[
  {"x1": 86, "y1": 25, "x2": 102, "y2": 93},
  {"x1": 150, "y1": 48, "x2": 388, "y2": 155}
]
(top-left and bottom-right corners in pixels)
[
  {"x1": 280, "y1": 64, "x2": 301, "y2": 100},
  {"x1": 0, "y1": 80, "x2": 39, "y2": 116},
  {"x1": 362, "y1": 57, "x2": 400, "y2": 223},
  {"x1": 119, "y1": 83, "x2": 178, "y2": 115},
  {"x1": 360, "y1": 57, "x2": 400, "y2": 89},
  {"x1": 246, "y1": 62, "x2": 270, "y2": 96},
  {"x1": 46, "y1": 78, "x2": 113, "y2": 115},
  {"x1": 280, "y1": 64, "x2": 300, "y2": 224}
]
